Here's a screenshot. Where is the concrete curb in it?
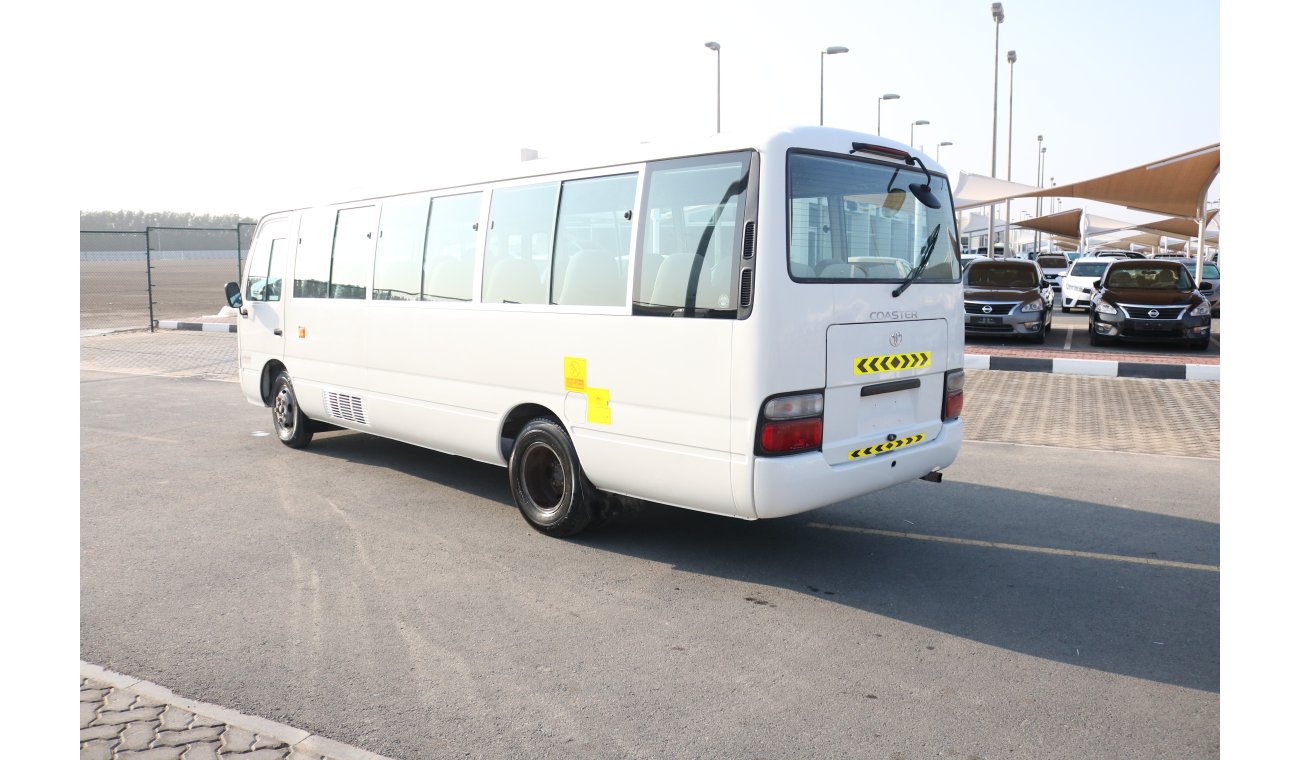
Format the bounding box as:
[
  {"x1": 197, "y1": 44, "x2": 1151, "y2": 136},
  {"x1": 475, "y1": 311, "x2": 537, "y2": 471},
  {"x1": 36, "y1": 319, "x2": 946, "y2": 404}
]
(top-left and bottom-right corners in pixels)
[
  {"x1": 964, "y1": 353, "x2": 1220, "y2": 381},
  {"x1": 80, "y1": 661, "x2": 396, "y2": 760},
  {"x1": 156, "y1": 319, "x2": 237, "y2": 333}
]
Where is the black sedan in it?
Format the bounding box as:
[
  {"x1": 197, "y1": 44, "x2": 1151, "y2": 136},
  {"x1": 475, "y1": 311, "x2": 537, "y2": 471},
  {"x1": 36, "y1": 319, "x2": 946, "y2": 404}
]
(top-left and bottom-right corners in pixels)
[{"x1": 1088, "y1": 260, "x2": 1214, "y2": 350}]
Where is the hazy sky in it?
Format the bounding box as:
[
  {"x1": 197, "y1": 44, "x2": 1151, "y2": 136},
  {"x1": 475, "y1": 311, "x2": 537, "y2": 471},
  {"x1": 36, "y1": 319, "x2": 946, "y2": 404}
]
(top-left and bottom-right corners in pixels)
[{"x1": 72, "y1": 0, "x2": 1219, "y2": 225}]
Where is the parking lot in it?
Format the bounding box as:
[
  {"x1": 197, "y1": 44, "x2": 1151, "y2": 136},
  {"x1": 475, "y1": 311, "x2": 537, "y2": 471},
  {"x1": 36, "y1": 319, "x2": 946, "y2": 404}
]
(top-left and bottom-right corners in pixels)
[{"x1": 80, "y1": 331, "x2": 1219, "y2": 759}]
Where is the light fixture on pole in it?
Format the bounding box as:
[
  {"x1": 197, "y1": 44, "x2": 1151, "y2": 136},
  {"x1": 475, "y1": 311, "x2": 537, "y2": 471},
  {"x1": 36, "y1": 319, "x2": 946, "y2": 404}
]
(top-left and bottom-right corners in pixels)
[
  {"x1": 1003, "y1": 48, "x2": 1017, "y2": 256},
  {"x1": 988, "y1": 2, "x2": 1005, "y2": 255},
  {"x1": 820, "y1": 46, "x2": 849, "y2": 126},
  {"x1": 936, "y1": 141, "x2": 953, "y2": 161},
  {"x1": 704, "y1": 41, "x2": 721, "y2": 133},
  {"x1": 877, "y1": 93, "x2": 899, "y2": 135},
  {"x1": 910, "y1": 119, "x2": 929, "y2": 148}
]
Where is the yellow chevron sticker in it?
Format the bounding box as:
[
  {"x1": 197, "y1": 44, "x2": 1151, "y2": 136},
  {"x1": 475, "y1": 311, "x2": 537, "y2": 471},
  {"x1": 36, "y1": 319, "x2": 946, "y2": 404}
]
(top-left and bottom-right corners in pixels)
[
  {"x1": 854, "y1": 351, "x2": 931, "y2": 375},
  {"x1": 848, "y1": 433, "x2": 926, "y2": 460}
]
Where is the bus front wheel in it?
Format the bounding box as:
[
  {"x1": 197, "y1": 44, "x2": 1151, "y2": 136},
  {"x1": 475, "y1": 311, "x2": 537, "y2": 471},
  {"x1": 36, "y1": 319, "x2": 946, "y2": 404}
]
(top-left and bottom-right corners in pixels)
[
  {"x1": 271, "y1": 371, "x2": 314, "y2": 449},
  {"x1": 509, "y1": 418, "x2": 597, "y2": 537}
]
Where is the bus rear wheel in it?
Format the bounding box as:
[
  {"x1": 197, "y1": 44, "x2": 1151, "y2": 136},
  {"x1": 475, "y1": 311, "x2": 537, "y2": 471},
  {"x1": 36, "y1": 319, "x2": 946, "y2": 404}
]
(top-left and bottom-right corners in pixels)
[
  {"x1": 509, "y1": 418, "x2": 598, "y2": 537},
  {"x1": 271, "y1": 371, "x2": 314, "y2": 449}
]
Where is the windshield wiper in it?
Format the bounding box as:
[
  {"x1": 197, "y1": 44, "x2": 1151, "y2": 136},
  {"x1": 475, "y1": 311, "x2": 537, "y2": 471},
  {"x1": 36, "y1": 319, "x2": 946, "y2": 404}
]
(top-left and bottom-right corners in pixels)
[{"x1": 893, "y1": 224, "x2": 942, "y2": 298}]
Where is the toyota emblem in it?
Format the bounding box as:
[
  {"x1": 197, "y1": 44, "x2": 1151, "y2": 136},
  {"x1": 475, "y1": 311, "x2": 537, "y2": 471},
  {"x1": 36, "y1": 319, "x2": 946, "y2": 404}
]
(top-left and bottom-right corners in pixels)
[
  {"x1": 982, "y1": 305, "x2": 993, "y2": 314},
  {"x1": 889, "y1": 331, "x2": 903, "y2": 348},
  {"x1": 1148, "y1": 309, "x2": 1160, "y2": 318}
]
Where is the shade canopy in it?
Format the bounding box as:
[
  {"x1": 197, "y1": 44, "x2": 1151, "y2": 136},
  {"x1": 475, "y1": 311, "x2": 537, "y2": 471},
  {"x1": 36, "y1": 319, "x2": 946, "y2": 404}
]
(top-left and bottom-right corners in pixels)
[
  {"x1": 1007, "y1": 144, "x2": 1219, "y2": 218},
  {"x1": 951, "y1": 144, "x2": 1219, "y2": 219}
]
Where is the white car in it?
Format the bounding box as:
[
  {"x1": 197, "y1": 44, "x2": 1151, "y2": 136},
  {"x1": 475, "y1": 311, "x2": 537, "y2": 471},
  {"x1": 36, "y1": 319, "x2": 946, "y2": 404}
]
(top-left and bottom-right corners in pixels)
[
  {"x1": 1059, "y1": 257, "x2": 1113, "y2": 312},
  {"x1": 1035, "y1": 253, "x2": 1070, "y2": 292}
]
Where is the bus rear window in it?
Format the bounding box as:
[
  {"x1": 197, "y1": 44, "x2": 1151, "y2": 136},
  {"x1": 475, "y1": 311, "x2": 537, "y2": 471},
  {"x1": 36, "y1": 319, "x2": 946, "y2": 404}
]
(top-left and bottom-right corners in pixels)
[{"x1": 788, "y1": 152, "x2": 958, "y2": 283}]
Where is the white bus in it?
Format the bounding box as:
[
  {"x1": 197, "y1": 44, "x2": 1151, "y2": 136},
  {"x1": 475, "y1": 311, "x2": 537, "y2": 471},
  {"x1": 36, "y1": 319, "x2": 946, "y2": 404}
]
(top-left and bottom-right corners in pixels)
[{"x1": 225, "y1": 126, "x2": 966, "y2": 536}]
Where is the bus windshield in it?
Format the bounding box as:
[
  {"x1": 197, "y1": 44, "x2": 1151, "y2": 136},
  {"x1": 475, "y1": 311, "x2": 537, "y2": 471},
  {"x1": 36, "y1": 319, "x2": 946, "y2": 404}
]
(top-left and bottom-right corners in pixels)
[{"x1": 787, "y1": 151, "x2": 959, "y2": 282}]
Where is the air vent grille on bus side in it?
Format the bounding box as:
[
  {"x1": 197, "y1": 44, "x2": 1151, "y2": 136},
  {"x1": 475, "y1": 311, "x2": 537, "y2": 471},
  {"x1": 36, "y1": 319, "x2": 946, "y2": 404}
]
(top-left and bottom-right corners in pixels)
[
  {"x1": 324, "y1": 391, "x2": 368, "y2": 425},
  {"x1": 739, "y1": 268, "x2": 753, "y2": 308},
  {"x1": 743, "y1": 221, "x2": 756, "y2": 259}
]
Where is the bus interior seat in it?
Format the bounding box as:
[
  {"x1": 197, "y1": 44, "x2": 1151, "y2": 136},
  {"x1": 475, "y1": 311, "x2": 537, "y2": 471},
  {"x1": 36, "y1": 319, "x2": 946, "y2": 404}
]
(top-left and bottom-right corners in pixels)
[
  {"x1": 425, "y1": 257, "x2": 473, "y2": 300},
  {"x1": 790, "y1": 261, "x2": 816, "y2": 278},
  {"x1": 484, "y1": 256, "x2": 544, "y2": 304},
  {"x1": 557, "y1": 249, "x2": 624, "y2": 306}
]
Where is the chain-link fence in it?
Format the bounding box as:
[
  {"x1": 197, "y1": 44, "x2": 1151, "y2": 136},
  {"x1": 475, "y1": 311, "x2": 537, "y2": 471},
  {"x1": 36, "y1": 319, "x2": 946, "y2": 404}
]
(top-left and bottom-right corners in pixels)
[{"x1": 81, "y1": 224, "x2": 255, "y2": 332}]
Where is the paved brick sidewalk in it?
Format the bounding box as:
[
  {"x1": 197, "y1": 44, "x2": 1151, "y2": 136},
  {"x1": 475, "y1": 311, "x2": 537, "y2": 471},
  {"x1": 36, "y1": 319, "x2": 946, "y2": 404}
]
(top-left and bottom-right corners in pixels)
[{"x1": 81, "y1": 664, "x2": 393, "y2": 760}]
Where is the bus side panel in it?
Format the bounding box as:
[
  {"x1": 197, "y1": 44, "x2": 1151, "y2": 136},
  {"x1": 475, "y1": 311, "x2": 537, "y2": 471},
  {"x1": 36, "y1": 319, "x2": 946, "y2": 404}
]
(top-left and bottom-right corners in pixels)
[{"x1": 359, "y1": 305, "x2": 742, "y2": 517}]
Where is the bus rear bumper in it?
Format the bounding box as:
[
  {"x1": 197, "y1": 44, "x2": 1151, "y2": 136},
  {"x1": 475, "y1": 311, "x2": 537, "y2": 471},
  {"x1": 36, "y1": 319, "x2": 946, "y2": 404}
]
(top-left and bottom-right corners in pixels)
[{"x1": 751, "y1": 418, "x2": 962, "y2": 519}]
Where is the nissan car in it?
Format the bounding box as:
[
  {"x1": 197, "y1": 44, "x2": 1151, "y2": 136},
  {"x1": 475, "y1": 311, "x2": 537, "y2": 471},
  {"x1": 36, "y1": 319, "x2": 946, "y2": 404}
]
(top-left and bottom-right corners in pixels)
[
  {"x1": 1088, "y1": 259, "x2": 1214, "y2": 350},
  {"x1": 963, "y1": 258, "x2": 1054, "y2": 343}
]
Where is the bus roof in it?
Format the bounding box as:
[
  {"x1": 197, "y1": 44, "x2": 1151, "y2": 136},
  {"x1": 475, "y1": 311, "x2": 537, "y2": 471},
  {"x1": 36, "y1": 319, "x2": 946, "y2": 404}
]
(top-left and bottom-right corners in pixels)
[{"x1": 257, "y1": 125, "x2": 947, "y2": 225}]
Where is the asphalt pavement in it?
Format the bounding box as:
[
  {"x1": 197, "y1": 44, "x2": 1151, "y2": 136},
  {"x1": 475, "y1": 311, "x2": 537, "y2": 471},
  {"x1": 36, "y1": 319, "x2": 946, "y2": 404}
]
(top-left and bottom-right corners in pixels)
[{"x1": 80, "y1": 331, "x2": 1219, "y2": 759}]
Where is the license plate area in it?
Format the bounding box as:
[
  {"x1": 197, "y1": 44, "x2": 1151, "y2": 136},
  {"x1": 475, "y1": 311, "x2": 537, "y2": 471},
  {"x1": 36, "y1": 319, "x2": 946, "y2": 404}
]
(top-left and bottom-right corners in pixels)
[
  {"x1": 971, "y1": 316, "x2": 1002, "y2": 326},
  {"x1": 1132, "y1": 319, "x2": 1173, "y2": 331}
]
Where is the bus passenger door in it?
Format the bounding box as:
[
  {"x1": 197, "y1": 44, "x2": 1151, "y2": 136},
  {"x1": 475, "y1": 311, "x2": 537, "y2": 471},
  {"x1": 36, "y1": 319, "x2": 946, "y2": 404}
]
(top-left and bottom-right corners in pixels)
[{"x1": 237, "y1": 218, "x2": 293, "y2": 397}]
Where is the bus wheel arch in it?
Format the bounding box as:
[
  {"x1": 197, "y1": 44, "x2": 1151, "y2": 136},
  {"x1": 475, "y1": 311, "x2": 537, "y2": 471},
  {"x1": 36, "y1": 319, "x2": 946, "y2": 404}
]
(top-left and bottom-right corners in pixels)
[{"x1": 260, "y1": 360, "x2": 288, "y2": 406}]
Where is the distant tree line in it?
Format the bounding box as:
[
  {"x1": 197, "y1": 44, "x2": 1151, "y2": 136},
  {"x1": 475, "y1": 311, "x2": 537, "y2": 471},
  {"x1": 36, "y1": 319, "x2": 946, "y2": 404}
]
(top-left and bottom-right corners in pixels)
[{"x1": 80, "y1": 210, "x2": 256, "y2": 231}]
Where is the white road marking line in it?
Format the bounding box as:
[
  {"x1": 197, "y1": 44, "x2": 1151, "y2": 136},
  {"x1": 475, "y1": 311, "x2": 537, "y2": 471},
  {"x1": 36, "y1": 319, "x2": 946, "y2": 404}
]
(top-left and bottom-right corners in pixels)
[
  {"x1": 806, "y1": 522, "x2": 1219, "y2": 572},
  {"x1": 1063, "y1": 327, "x2": 1074, "y2": 350}
]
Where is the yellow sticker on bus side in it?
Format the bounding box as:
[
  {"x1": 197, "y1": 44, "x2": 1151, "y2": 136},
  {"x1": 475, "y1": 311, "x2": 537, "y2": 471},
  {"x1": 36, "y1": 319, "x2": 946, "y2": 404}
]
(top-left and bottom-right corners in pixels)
[
  {"x1": 848, "y1": 433, "x2": 925, "y2": 459},
  {"x1": 564, "y1": 356, "x2": 587, "y2": 392},
  {"x1": 853, "y1": 351, "x2": 931, "y2": 375},
  {"x1": 586, "y1": 388, "x2": 611, "y2": 425}
]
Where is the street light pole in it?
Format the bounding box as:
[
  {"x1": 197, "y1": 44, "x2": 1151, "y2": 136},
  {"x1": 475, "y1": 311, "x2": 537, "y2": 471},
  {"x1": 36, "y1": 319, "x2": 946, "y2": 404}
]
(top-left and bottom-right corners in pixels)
[
  {"x1": 877, "y1": 93, "x2": 899, "y2": 136},
  {"x1": 704, "y1": 41, "x2": 721, "y2": 133},
  {"x1": 936, "y1": 141, "x2": 953, "y2": 161},
  {"x1": 1003, "y1": 49, "x2": 1017, "y2": 256},
  {"x1": 820, "y1": 46, "x2": 849, "y2": 126},
  {"x1": 1035, "y1": 135, "x2": 1044, "y2": 253},
  {"x1": 988, "y1": 2, "x2": 1004, "y2": 256},
  {"x1": 910, "y1": 119, "x2": 929, "y2": 148}
]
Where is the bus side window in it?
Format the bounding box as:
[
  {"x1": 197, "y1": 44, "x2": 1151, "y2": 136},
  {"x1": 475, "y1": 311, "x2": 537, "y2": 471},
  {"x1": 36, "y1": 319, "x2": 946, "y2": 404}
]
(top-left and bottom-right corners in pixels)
[
  {"x1": 373, "y1": 197, "x2": 430, "y2": 301},
  {"x1": 633, "y1": 153, "x2": 750, "y2": 316},
  {"x1": 482, "y1": 183, "x2": 557, "y2": 304},
  {"x1": 264, "y1": 238, "x2": 286, "y2": 301},
  {"x1": 244, "y1": 231, "x2": 275, "y2": 302},
  {"x1": 422, "y1": 191, "x2": 481, "y2": 302},
  {"x1": 552, "y1": 173, "x2": 636, "y2": 307}
]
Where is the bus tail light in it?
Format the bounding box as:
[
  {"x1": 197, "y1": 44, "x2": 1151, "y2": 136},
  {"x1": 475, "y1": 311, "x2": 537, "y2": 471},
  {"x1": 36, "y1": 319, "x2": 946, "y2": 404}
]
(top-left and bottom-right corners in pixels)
[
  {"x1": 757, "y1": 392, "x2": 823, "y2": 455},
  {"x1": 942, "y1": 369, "x2": 965, "y2": 421}
]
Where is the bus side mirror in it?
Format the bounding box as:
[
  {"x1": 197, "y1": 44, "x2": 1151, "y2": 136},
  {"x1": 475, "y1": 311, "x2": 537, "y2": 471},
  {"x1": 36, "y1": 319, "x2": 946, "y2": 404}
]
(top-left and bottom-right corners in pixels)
[{"x1": 225, "y1": 281, "x2": 243, "y2": 309}]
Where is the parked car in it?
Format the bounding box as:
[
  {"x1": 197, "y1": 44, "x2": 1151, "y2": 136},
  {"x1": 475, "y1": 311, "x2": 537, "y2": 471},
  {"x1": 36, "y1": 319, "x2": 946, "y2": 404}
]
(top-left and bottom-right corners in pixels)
[
  {"x1": 1088, "y1": 259, "x2": 1214, "y2": 350},
  {"x1": 963, "y1": 258, "x2": 1054, "y2": 344},
  {"x1": 1169, "y1": 258, "x2": 1220, "y2": 316},
  {"x1": 1059, "y1": 257, "x2": 1113, "y2": 312},
  {"x1": 1035, "y1": 253, "x2": 1070, "y2": 293},
  {"x1": 960, "y1": 253, "x2": 989, "y2": 271},
  {"x1": 1090, "y1": 249, "x2": 1147, "y2": 260}
]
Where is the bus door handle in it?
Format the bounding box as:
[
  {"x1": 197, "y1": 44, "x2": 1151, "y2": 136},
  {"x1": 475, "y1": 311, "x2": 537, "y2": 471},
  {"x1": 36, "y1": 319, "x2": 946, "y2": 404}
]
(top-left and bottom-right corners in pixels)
[{"x1": 273, "y1": 328, "x2": 283, "y2": 336}]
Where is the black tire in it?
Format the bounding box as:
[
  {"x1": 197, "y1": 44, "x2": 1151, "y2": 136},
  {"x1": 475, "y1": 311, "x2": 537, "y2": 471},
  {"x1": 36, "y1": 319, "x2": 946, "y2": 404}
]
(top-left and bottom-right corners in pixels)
[
  {"x1": 1089, "y1": 325, "x2": 1112, "y2": 347},
  {"x1": 1031, "y1": 325, "x2": 1046, "y2": 344},
  {"x1": 508, "y1": 418, "x2": 600, "y2": 537},
  {"x1": 271, "y1": 371, "x2": 314, "y2": 449}
]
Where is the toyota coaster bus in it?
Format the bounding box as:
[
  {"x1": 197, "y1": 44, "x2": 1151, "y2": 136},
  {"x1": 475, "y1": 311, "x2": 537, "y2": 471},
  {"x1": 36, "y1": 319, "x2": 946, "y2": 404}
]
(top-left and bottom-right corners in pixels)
[{"x1": 224, "y1": 126, "x2": 966, "y2": 536}]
